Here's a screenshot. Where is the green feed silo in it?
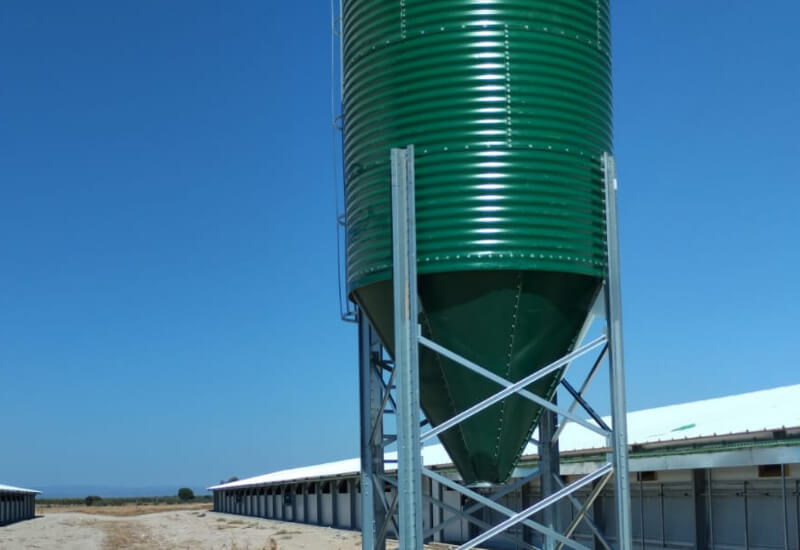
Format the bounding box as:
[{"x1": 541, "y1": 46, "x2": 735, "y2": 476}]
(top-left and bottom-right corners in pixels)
[{"x1": 343, "y1": 0, "x2": 612, "y2": 485}]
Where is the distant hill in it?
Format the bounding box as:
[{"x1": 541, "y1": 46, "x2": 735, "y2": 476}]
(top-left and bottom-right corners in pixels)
[{"x1": 35, "y1": 485, "x2": 210, "y2": 498}]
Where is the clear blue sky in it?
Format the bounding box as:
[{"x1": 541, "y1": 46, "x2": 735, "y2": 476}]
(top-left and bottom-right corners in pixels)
[{"x1": 1, "y1": 1, "x2": 798, "y2": 492}]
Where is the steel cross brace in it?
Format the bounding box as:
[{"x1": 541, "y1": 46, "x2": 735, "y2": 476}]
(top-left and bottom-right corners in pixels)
[
  {"x1": 459, "y1": 465, "x2": 613, "y2": 550},
  {"x1": 553, "y1": 474, "x2": 615, "y2": 550},
  {"x1": 418, "y1": 334, "x2": 611, "y2": 442},
  {"x1": 423, "y1": 493, "x2": 538, "y2": 550},
  {"x1": 423, "y1": 466, "x2": 613, "y2": 550},
  {"x1": 552, "y1": 344, "x2": 609, "y2": 443},
  {"x1": 369, "y1": 364, "x2": 398, "y2": 446},
  {"x1": 375, "y1": 486, "x2": 400, "y2": 550},
  {"x1": 424, "y1": 468, "x2": 542, "y2": 540},
  {"x1": 379, "y1": 474, "x2": 539, "y2": 550}
]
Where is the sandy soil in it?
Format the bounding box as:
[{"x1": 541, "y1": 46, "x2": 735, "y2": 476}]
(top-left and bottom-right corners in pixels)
[
  {"x1": 36, "y1": 502, "x2": 212, "y2": 516},
  {"x1": 0, "y1": 510, "x2": 459, "y2": 549}
]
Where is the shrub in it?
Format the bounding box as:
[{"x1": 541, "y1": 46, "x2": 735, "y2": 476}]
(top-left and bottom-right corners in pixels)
[
  {"x1": 85, "y1": 495, "x2": 102, "y2": 506},
  {"x1": 177, "y1": 488, "x2": 195, "y2": 501}
]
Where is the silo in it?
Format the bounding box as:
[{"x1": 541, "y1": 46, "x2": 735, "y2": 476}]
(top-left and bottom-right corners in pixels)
[{"x1": 343, "y1": 0, "x2": 612, "y2": 485}]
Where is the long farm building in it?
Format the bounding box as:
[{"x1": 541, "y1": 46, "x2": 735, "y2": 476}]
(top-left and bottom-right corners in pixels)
[
  {"x1": 210, "y1": 385, "x2": 800, "y2": 550},
  {"x1": 0, "y1": 484, "x2": 38, "y2": 526}
]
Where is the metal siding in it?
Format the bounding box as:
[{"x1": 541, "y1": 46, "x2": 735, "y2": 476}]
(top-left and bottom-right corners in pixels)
[
  {"x1": 336, "y1": 491, "x2": 351, "y2": 528},
  {"x1": 284, "y1": 492, "x2": 293, "y2": 522},
  {"x1": 321, "y1": 490, "x2": 334, "y2": 526},
  {"x1": 307, "y1": 493, "x2": 318, "y2": 524},
  {"x1": 443, "y1": 486, "x2": 466, "y2": 543},
  {"x1": 343, "y1": 0, "x2": 611, "y2": 289},
  {"x1": 352, "y1": 487, "x2": 360, "y2": 529},
  {"x1": 711, "y1": 481, "x2": 747, "y2": 549},
  {"x1": 296, "y1": 488, "x2": 305, "y2": 523},
  {"x1": 747, "y1": 480, "x2": 785, "y2": 550}
]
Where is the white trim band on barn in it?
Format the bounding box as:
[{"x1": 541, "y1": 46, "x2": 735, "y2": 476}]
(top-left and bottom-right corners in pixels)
[
  {"x1": 209, "y1": 384, "x2": 800, "y2": 549},
  {"x1": 0, "y1": 484, "x2": 39, "y2": 526}
]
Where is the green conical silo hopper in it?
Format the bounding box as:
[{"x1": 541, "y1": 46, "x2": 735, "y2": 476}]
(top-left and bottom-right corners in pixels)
[{"x1": 343, "y1": 0, "x2": 611, "y2": 485}]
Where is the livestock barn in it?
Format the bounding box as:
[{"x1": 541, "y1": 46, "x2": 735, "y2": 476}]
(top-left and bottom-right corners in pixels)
[
  {"x1": 0, "y1": 484, "x2": 39, "y2": 526},
  {"x1": 210, "y1": 385, "x2": 800, "y2": 550}
]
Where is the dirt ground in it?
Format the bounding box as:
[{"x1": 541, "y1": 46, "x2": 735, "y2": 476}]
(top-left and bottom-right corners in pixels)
[
  {"x1": 0, "y1": 510, "x2": 459, "y2": 550},
  {"x1": 35, "y1": 502, "x2": 213, "y2": 517}
]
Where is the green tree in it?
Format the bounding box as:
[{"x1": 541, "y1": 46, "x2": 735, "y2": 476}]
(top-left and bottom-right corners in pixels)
[
  {"x1": 85, "y1": 495, "x2": 102, "y2": 506},
  {"x1": 177, "y1": 488, "x2": 195, "y2": 501}
]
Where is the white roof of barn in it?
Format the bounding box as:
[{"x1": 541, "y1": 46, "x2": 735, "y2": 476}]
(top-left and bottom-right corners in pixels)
[
  {"x1": 210, "y1": 384, "x2": 800, "y2": 491},
  {"x1": 0, "y1": 483, "x2": 40, "y2": 494}
]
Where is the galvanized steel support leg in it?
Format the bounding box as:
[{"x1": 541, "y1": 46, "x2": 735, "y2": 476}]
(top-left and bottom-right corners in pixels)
[
  {"x1": 359, "y1": 312, "x2": 386, "y2": 550},
  {"x1": 540, "y1": 405, "x2": 560, "y2": 550},
  {"x1": 603, "y1": 153, "x2": 633, "y2": 550},
  {"x1": 391, "y1": 145, "x2": 423, "y2": 549}
]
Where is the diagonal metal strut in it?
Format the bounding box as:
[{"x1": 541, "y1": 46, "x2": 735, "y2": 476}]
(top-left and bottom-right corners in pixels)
[
  {"x1": 423, "y1": 468, "x2": 541, "y2": 540},
  {"x1": 423, "y1": 466, "x2": 612, "y2": 550},
  {"x1": 553, "y1": 344, "x2": 608, "y2": 443},
  {"x1": 419, "y1": 335, "x2": 610, "y2": 442},
  {"x1": 455, "y1": 464, "x2": 614, "y2": 550}
]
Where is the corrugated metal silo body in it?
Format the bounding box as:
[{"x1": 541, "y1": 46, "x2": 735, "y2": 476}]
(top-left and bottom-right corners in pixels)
[{"x1": 342, "y1": 0, "x2": 612, "y2": 484}]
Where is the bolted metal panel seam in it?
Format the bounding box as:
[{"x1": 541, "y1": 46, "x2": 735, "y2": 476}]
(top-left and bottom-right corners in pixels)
[{"x1": 343, "y1": 0, "x2": 612, "y2": 292}]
